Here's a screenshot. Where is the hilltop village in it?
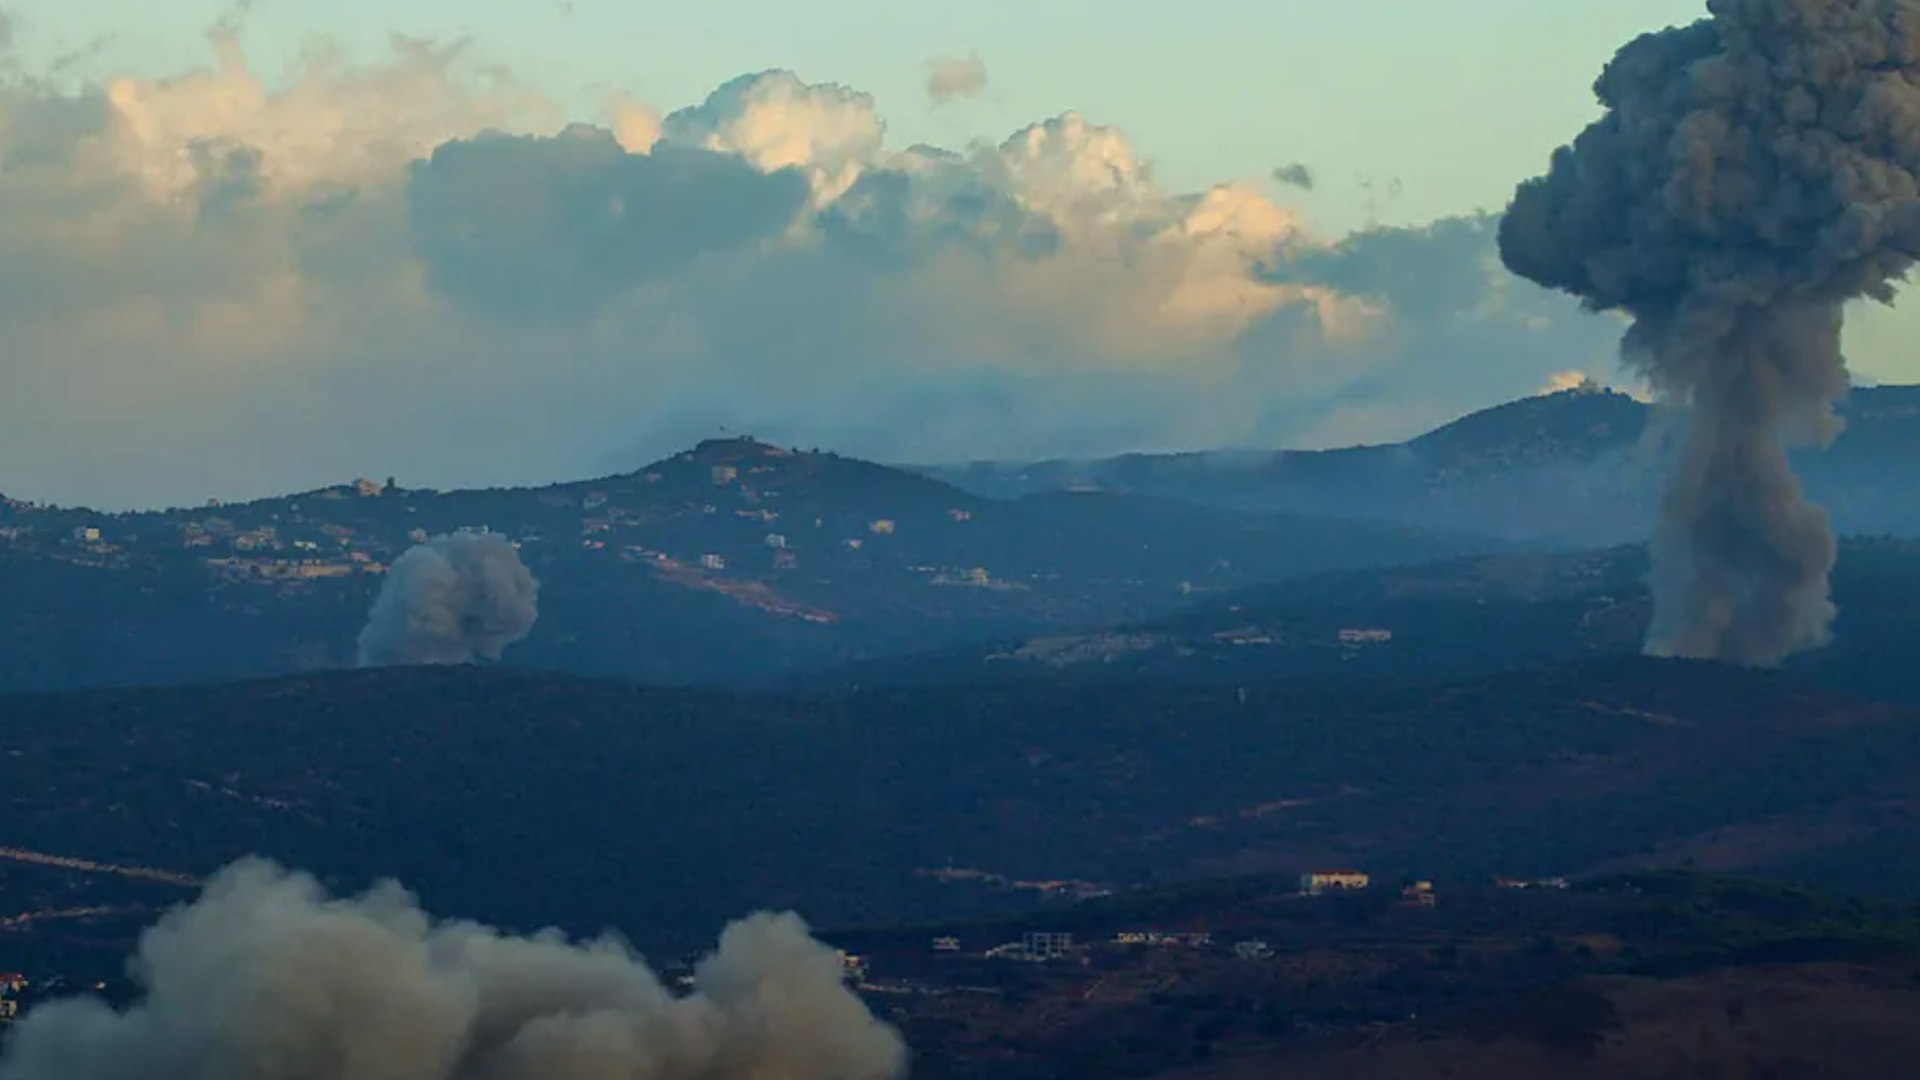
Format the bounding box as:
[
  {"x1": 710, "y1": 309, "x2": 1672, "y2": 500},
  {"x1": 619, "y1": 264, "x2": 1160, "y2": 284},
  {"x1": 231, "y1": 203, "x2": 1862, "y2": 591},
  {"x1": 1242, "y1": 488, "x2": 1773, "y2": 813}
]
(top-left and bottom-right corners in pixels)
[
  {"x1": 0, "y1": 436, "x2": 1488, "y2": 694},
  {"x1": 0, "y1": 440, "x2": 1011, "y2": 598}
]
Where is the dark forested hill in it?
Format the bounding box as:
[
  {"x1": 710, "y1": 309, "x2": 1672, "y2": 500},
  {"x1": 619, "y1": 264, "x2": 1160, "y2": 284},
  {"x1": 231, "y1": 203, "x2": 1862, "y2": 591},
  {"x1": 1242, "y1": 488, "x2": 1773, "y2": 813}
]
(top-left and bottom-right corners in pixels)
[
  {"x1": 4, "y1": 659, "x2": 1919, "y2": 954},
  {"x1": 832, "y1": 537, "x2": 1920, "y2": 710}
]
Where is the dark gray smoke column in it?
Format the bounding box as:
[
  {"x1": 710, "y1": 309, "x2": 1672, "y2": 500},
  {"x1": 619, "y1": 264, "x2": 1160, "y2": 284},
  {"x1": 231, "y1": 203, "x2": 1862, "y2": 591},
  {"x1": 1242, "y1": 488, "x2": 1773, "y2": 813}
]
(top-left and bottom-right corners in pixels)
[
  {"x1": 358, "y1": 532, "x2": 540, "y2": 667},
  {"x1": 1499, "y1": 0, "x2": 1920, "y2": 665}
]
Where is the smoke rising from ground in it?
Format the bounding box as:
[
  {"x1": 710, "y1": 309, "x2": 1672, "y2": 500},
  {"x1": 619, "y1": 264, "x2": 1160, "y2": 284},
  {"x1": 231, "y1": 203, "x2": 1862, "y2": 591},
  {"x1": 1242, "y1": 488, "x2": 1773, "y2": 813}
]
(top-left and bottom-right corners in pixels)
[
  {"x1": 357, "y1": 532, "x2": 539, "y2": 667},
  {"x1": 0, "y1": 858, "x2": 908, "y2": 1080},
  {"x1": 1499, "y1": 0, "x2": 1920, "y2": 666}
]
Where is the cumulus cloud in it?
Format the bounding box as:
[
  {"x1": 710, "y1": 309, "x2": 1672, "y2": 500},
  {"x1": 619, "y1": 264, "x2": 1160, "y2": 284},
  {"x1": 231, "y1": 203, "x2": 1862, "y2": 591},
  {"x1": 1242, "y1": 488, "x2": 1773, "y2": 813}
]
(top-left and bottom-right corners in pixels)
[
  {"x1": 358, "y1": 532, "x2": 540, "y2": 667},
  {"x1": 606, "y1": 92, "x2": 661, "y2": 153},
  {"x1": 925, "y1": 54, "x2": 987, "y2": 105},
  {"x1": 0, "y1": 32, "x2": 1636, "y2": 509},
  {"x1": 0, "y1": 858, "x2": 908, "y2": 1080},
  {"x1": 660, "y1": 70, "x2": 881, "y2": 203},
  {"x1": 408, "y1": 127, "x2": 810, "y2": 317}
]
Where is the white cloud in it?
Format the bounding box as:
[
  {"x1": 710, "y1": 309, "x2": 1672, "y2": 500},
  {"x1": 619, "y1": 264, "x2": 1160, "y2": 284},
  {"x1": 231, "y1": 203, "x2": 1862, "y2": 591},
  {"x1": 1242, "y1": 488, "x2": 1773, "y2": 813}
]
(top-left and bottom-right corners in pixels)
[
  {"x1": 605, "y1": 92, "x2": 660, "y2": 153},
  {"x1": 0, "y1": 33, "x2": 1629, "y2": 509},
  {"x1": 102, "y1": 30, "x2": 554, "y2": 198},
  {"x1": 660, "y1": 71, "x2": 882, "y2": 203}
]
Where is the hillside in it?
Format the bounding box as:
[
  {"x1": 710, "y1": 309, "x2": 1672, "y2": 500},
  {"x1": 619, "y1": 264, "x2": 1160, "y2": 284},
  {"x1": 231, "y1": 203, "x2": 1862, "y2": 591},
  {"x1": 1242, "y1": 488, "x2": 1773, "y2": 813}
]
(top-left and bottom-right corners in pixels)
[
  {"x1": 921, "y1": 383, "x2": 1920, "y2": 543},
  {"x1": 838, "y1": 537, "x2": 1920, "y2": 708},
  {"x1": 0, "y1": 439, "x2": 1493, "y2": 695},
  {"x1": 831, "y1": 872, "x2": 1920, "y2": 1080},
  {"x1": 3, "y1": 659, "x2": 1919, "y2": 957}
]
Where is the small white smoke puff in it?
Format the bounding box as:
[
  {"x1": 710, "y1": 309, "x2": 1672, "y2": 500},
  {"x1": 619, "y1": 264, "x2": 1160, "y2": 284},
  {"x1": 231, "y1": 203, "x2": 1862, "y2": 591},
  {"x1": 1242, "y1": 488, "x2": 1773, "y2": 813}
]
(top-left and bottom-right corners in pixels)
[
  {"x1": 357, "y1": 532, "x2": 539, "y2": 667},
  {"x1": 0, "y1": 858, "x2": 910, "y2": 1080}
]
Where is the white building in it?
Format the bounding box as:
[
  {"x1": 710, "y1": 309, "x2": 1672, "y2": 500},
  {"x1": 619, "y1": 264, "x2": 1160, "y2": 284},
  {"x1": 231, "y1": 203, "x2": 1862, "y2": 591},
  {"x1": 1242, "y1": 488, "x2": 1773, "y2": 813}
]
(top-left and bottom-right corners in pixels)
[
  {"x1": 835, "y1": 950, "x2": 868, "y2": 983},
  {"x1": 1021, "y1": 932, "x2": 1072, "y2": 961},
  {"x1": 700, "y1": 553, "x2": 727, "y2": 571},
  {"x1": 1300, "y1": 870, "x2": 1372, "y2": 895}
]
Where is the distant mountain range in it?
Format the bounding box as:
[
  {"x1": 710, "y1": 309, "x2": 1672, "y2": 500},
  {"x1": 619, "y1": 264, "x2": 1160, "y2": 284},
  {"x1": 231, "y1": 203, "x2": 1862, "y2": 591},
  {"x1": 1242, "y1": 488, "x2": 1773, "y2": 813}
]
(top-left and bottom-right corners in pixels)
[
  {"x1": 0, "y1": 439, "x2": 1494, "y2": 696},
  {"x1": 6, "y1": 659, "x2": 1919, "y2": 955},
  {"x1": 920, "y1": 383, "x2": 1920, "y2": 543},
  {"x1": 4, "y1": 386, "x2": 1917, "y2": 697}
]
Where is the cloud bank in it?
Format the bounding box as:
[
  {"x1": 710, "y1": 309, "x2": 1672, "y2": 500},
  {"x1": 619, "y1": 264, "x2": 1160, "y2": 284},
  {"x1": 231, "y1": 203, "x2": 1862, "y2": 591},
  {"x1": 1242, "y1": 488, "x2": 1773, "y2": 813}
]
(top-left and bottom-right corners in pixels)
[
  {"x1": 0, "y1": 858, "x2": 908, "y2": 1080},
  {"x1": 0, "y1": 24, "x2": 1639, "y2": 508}
]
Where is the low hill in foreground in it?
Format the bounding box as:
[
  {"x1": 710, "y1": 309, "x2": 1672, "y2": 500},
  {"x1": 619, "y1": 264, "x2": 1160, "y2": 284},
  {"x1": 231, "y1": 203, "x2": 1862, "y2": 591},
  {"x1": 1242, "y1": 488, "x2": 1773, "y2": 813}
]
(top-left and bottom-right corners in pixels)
[
  {"x1": 3, "y1": 659, "x2": 1918, "y2": 955},
  {"x1": 831, "y1": 871, "x2": 1920, "y2": 1080},
  {"x1": 9, "y1": 865, "x2": 1920, "y2": 1080}
]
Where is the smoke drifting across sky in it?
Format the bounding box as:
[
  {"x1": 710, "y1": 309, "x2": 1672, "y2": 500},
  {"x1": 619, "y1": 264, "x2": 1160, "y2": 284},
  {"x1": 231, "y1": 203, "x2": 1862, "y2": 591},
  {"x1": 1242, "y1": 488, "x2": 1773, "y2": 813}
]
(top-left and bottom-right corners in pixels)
[
  {"x1": 0, "y1": 15, "x2": 1662, "y2": 508},
  {"x1": 0, "y1": 858, "x2": 908, "y2": 1080},
  {"x1": 1501, "y1": 0, "x2": 1920, "y2": 665},
  {"x1": 358, "y1": 532, "x2": 539, "y2": 667},
  {"x1": 925, "y1": 54, "x2": 987, "y2": 105}
]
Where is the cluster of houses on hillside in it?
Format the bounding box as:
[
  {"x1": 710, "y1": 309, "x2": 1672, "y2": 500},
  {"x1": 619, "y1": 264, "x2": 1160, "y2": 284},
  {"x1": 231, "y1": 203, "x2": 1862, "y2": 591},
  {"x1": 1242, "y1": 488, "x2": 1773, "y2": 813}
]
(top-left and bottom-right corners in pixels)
[
  {"x1": 0, "y1": 971, "x2": 110, "y2": 1026},
  {"x1": 819, "y1": 866, "x2": 1575, "y2": 998},
  {"x1": 0, "y1": 972, "x2": 24, "y2": 1022}
]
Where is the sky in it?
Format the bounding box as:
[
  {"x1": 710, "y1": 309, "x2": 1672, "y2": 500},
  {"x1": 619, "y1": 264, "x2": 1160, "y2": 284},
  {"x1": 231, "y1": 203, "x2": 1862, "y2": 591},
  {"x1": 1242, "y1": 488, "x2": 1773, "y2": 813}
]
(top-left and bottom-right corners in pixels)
[
  {"x1": 2, "y1": 0, "x2": 1917, "y2": 508},
  {"x1": 13, "y1": 0, "x2": 1713, "y2": 234}
]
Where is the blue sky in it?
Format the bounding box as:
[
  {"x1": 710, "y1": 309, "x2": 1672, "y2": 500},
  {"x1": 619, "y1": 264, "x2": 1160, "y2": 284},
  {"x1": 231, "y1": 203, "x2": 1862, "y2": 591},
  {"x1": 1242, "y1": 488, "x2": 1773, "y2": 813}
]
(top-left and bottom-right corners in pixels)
[{"x1": 14, "y1": 0, "x2": 1706, "y2": 233}]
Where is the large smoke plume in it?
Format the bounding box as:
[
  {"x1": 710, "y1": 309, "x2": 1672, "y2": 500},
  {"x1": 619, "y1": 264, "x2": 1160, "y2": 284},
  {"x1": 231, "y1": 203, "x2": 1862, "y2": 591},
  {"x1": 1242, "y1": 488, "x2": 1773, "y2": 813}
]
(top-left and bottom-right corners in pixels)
[
  {"x1": 0, "y1": 858, "x2": 908, "y2": 1080},
  {"x1": 357, "y1": 532, "x2": 540, "y2": 667},
  {"x1": 1499, "y1": 0, "x2": 1920, "y2": 665}
]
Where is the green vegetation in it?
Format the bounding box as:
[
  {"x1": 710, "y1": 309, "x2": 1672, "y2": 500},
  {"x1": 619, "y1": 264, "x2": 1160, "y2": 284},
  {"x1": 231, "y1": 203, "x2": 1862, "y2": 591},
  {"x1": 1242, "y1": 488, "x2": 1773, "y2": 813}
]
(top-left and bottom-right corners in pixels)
[{"x1": 1593, "y1": 872, "x2": 1920, "y2": 973}]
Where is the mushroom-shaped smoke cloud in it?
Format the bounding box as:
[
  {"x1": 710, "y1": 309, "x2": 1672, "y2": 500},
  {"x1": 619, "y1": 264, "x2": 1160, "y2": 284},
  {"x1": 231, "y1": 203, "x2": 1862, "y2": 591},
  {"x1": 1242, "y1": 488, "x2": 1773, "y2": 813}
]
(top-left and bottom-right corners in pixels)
[
  {"x1": 357, "y1": 531, "x2": 539, "y2": 667},
  {"x1": 1500, "y1": 0, "x2": 1920, "y2": 666},
  {"x1": 0, "y1": 858, "x2": 909, "y2": 1080}
]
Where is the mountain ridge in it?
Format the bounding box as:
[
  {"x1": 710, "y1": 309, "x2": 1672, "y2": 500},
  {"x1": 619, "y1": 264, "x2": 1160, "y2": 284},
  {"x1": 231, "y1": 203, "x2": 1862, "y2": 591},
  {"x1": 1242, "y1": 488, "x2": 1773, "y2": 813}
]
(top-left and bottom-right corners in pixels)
[
  {"x1": 0, "y1": 437, "x2": 1497, "y2": 696},
  {"x1": 918, "y1": 383, "x2": 1920, "y2": 542}
]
